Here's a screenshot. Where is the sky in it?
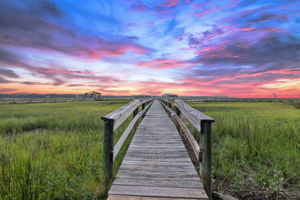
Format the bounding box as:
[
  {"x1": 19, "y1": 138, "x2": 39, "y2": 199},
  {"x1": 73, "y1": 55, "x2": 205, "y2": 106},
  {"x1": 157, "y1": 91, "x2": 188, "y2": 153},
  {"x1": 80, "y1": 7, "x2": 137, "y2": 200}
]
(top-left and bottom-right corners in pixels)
[{"x1": 0, "y1": 0, "x2": 300, "y2": 97}]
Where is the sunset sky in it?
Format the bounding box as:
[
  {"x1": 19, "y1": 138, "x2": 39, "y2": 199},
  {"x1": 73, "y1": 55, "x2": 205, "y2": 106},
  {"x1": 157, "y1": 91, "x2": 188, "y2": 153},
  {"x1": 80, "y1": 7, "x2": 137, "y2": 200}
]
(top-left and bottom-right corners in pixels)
[{"x1": 0, "y1": 0, "x2": 300, "y2": 97}]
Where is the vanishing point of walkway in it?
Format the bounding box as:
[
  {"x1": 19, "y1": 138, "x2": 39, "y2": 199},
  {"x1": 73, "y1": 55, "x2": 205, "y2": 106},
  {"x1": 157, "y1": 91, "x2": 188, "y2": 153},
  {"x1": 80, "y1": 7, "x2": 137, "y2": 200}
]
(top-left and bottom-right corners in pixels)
[{"x1": 108, "y1": 100, "x2": 208, "y2": 200}]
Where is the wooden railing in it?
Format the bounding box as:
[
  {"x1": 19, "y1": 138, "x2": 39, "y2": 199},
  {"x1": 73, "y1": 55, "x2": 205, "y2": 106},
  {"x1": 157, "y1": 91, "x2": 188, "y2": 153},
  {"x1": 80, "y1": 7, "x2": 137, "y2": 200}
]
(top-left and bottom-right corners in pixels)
[
  {"x1": 160, "y1": 98, "x2": 215, "y2": 199},
  {"x1": 101, "y1": 98, "x2": 153, "y2": 185}
]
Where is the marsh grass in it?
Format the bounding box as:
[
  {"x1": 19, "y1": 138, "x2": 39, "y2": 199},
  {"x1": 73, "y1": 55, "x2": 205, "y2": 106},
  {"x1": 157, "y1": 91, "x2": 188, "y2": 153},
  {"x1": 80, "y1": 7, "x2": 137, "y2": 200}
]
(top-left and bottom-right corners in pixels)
[
  {"x1": 290, "y1": 102, "x2": 300, "y2": 109},
  {"x1": 0, "y1": 99, "x2": 130, "y2": 200},
  {"x1": 2, "y1": 100, "x2": 299, "y2": 200},
  {"x1": 190, "y1": 102, "x2": 300, "y2": 199}
]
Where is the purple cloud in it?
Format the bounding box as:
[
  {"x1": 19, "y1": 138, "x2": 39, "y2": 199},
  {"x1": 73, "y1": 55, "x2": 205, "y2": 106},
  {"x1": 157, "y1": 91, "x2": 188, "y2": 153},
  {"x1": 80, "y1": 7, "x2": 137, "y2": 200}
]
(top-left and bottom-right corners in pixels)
[{"x1": 0, "y1": 69, "x2": 19, "y2": 78}]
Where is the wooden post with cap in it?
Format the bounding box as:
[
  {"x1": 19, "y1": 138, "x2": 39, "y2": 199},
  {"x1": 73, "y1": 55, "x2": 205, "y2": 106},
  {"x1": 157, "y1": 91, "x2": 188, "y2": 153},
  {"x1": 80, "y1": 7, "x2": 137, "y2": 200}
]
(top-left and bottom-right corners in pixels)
[
  {"x1": 200, "y1": 120, "x2": 212, "y2": 199},
  {"x1": 102, "y1": 117, "x2": 114, "y2": 186}
]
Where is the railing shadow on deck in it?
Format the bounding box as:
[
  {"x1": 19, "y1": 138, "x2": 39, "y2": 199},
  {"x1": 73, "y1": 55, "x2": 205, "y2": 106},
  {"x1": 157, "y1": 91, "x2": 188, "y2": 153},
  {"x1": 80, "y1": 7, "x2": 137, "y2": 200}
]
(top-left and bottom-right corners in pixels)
[
  {"x1": 101, "y1": 98, "x2": 153, "y2": 186},
  {"x1": 160, "y1": 97, "x2": 215, "y2": 199}
]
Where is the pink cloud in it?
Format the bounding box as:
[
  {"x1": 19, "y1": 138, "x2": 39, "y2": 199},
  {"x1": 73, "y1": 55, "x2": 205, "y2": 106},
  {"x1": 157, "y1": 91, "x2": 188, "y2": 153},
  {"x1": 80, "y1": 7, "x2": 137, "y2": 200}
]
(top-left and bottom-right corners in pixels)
[
  {"x1": 240, "y1": 27, "x2": 254, "y2": 31},
  {"x1": 138, "y1": 58, "x2": 185, "y2": 69},
  {"x1": 237, "y1": 27, "x2": 285, "y2": 33},
  {"x1": 194, "y1": 10, "x2": 211, "y2": 17},
  {"x1": 159, "y1": 0, "x2": 180, "y2": 8}
]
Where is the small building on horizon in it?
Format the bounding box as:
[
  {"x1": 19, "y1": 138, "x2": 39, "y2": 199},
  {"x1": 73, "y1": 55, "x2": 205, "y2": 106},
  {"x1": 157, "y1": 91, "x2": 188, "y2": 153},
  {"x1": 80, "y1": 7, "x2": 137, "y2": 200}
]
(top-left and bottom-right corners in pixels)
[
  {"x1": 84, "y1": 91, "x2": 102, "y2": 101},
  {"x1": 162, "y1": 93, "x2": 178, "y2": 98}
]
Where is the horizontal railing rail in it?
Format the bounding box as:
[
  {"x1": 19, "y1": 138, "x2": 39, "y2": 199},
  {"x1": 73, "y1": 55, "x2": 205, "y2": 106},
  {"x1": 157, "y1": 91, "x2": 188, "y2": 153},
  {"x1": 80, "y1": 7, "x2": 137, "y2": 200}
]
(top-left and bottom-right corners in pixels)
[
  {"x1": 103, "y1": 99, "x2": 141, "y2": 131},
  {"x1": 174, "y1": 98, "x2": 214, "y2": 132},
  {"x1": 101, "y1": 98, "x2": 153, "y2": 185},
  {"x1": 160, "y1": 97, "x2": 215, "y2": 199}
]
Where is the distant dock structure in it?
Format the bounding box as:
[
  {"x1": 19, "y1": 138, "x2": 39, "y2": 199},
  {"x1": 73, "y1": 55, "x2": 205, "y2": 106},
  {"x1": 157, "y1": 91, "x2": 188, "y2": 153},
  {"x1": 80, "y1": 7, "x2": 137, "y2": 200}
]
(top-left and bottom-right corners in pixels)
[
  {"x1": 84, "y1": 91, "x2": 102, "y2": 101},
  {"x1": 162, "y1": 93, "x2": 178, "y2": 98}
]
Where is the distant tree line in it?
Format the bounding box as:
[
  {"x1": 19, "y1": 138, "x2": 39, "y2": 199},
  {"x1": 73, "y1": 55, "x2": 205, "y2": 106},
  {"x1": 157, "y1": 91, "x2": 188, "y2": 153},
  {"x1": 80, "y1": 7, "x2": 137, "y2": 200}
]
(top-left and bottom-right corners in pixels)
[{"x1": 0, "y1": 94, "x2": 79, "y2": 98}]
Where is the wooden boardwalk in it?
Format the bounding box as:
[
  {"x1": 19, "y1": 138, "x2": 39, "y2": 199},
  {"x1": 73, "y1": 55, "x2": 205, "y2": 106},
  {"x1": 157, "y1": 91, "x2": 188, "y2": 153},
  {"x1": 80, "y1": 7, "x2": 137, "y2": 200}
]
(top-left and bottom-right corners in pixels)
[{"x1": 108, "y1": 100, "x2": 208, "y2": 200}]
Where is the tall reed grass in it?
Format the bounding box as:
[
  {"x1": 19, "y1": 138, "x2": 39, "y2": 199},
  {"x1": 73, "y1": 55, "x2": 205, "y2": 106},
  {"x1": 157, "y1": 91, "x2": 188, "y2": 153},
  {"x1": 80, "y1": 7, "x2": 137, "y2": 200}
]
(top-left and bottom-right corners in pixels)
[
  {"x1": 191, "y1": 102, "x2": 300, "y2": 199},
  {"x1": 0, "y1": 100, "x2": 130, "y2": 200}
]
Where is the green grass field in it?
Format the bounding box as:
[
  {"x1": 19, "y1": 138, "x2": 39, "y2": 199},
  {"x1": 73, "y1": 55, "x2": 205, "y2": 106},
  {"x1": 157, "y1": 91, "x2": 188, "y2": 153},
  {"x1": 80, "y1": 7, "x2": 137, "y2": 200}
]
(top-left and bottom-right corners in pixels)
[
  {"x1": 0, "y1": 100, "x2": 299, "y2": 200},
  {"x1": 0, "y1": 99, "x2": 131, "y2": 200},
  {"x1": 190, "y1": 102, "x2": 300, "y2": 199}
]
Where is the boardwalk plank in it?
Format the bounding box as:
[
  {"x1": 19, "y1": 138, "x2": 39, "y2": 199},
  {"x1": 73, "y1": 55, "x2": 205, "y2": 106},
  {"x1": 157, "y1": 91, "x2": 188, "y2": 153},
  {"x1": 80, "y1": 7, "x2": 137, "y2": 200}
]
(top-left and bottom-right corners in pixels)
[
  {"x1": 109, "y1": 185, "x2": 207, "y2": 199},
  {"x1": 113, "y1": 177, "x2": 203, "y2": 188},
  {"x1": 108, "y1": 195, "x2": 203, "y2": 200}
]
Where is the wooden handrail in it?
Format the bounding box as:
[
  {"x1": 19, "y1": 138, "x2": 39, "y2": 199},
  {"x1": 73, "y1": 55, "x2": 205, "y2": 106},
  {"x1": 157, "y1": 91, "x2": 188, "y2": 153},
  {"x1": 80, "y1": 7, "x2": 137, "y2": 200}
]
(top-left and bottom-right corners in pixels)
[
  {"x1": 174, "y1": 99, "x2": 214, "y2": 132},
  {"x1": 159, "y1": 97, "x2": 214, "y2": 199},
  {"x1": 102, "y1": 99, "x2": 141, "y2": 131},
  {"x1": 160, "y1": 102, "x2": 200, "y2": 161},
  {"x1": 101, "y1": 98, "x2": 153, "y2": 185}
]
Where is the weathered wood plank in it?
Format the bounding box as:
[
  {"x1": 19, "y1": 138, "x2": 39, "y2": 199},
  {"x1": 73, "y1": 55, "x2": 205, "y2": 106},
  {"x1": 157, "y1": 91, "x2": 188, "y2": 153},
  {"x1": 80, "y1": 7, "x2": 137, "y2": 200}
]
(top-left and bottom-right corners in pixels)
[
  {"x1": 116, "y1": 172, "x2": 200, "y2": 180},
  {"x1": 123, "y1": 157, "x2": 191, "y2": 162},
  {"x1": 109, "y1": 185, "x2": 208, "y2": 199},
  {"x1": 129, "y1": 144, "x2": 186, "y2": 149},
  {"x1": 117, "y1": 170, "x2": 198, "y2": 179},
  {"x1": 113, "y1": 177, "x2": 203, "y2": 189},
  {"x1": 119, "y1": 163, "x2": 196, "y2": 171},
  {"x1": 126, "y1": 148, "x2": 186, "y2": 153},
  {"x1": 118, "y1": 164, "x2": 196, "y2": 173},
  {"x1": 108, "y1": 195, "x2": 204, "y2": 200},
  {"x1": 121, "y1": 160, "x2": 192, "y2": 166}
]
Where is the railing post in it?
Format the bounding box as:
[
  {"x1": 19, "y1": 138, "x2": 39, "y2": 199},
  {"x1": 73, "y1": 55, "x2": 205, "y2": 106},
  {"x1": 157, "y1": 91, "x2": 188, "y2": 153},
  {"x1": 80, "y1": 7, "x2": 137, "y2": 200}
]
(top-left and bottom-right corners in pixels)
[
  {"x1": 102, "y1": 118, "x2": 114, "y2": 186},
  {"x1": 133, "y1": 107, "x2": 139, "y2": 117},
  {"x1": 141, "y1": 103, "x2": 146, "y2": 117},
  {"x1": 175, "y1": 107, "x2": 181, "y2": 117},
  {"x1": 133, "y1": 107, "x2": 139, "y2": 131},
  {"x1": 200, "y1": 120, "x2": 212, "y2": 199}
]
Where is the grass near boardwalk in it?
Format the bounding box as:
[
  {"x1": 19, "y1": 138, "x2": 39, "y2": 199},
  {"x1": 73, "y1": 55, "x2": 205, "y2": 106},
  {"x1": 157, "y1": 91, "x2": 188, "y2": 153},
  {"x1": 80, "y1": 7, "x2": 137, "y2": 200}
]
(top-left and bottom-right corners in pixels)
[
  {"x1": 190, "y1": 102, "x2": 300, "y2": 199},
  {"x1": 0, "y1": 99, "x2": 131, "y2": 200}
]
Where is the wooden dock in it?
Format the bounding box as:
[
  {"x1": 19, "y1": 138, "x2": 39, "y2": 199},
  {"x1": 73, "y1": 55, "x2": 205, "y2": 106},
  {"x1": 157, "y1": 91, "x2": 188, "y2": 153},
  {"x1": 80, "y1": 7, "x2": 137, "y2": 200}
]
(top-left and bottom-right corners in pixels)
[{"x1": 107, "y1": 100, "x2": 208, "y2": 199}]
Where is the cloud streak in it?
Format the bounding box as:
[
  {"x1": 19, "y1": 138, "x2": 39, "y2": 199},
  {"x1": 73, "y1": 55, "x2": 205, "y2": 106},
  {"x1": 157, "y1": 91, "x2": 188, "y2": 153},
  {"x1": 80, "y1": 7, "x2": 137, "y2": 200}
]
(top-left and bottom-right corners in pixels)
[{"x1": 0, "y1": 69, "x2": 19, "y2": 78}]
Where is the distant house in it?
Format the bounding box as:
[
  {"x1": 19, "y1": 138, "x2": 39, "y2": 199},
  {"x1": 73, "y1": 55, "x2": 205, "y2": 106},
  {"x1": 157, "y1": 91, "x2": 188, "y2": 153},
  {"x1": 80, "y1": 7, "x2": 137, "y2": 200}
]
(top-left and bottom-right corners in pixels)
[
  {"x1": 162, "y1": 93, "x2": 178, "y2": 98},
  {"x1": 84, "y1": 91, "x2": 102, "y2": 101}
]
